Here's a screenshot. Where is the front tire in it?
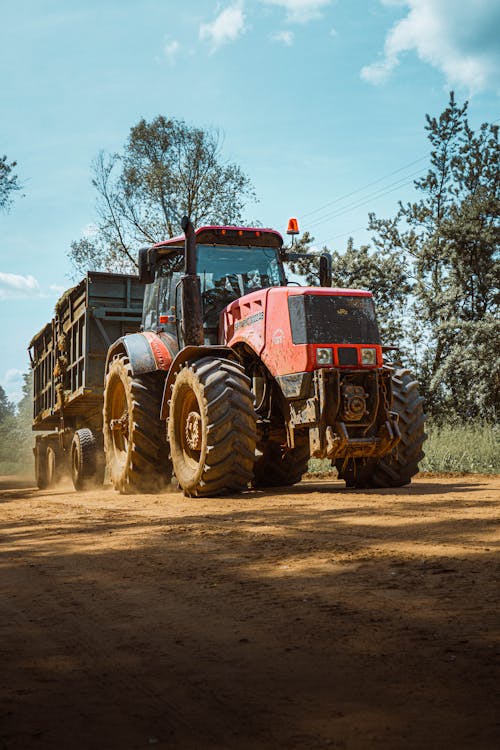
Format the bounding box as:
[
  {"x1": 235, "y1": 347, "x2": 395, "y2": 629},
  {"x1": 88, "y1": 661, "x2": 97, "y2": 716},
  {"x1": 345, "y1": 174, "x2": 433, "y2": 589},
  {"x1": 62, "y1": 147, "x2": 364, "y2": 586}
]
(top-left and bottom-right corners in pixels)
[
  {"x1": 103, "y1": 355, "x2": 170, "y2": 493},
  {"x1": 168, "y1": 357, "x2": 257, "y2": 497},
  {"x1": 336, "y1": 367, "x2": 426, "y2": 488}
]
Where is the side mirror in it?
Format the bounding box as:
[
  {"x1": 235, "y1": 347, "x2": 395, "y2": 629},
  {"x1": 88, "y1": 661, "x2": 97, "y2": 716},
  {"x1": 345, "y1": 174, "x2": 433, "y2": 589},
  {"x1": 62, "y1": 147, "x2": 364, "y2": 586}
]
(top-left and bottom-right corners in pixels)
[
  {"x1": 319, "y1": 253, "x2": 332, "y2": 287},
  {"x1": 138, "y1": 247, "x2": 157, "y2": 284}
]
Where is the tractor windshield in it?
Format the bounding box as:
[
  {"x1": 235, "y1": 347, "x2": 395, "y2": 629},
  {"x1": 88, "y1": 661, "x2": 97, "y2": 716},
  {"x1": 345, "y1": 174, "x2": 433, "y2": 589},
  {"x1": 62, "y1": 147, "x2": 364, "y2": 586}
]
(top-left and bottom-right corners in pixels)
[{"x1": 196, "y1": 244, "x2": 284, "y2": 296}]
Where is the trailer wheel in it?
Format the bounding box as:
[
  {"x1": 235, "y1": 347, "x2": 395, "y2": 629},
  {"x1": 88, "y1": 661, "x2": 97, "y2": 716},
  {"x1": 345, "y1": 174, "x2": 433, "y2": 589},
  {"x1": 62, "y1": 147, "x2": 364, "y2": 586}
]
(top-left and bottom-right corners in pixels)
[
  {"x1": 103, "y1": 355, "x2": 170, "y2": 493},
  {"x1": 35, "y1": 439, "x2": 63, "y2": 489},
  {"x1": 35, "y1": 442, "x2": 49, "y2": 490},
  {"x1": 253, "y1": 440, "x2": 310, "y2": 487},
  {"x1": 336, "y1": 368, "x2": 426, "y2": 488},
  {"x1": 71, "y1": 428, "x2": 102, "y2": 491},
  {"x1": 168, "y1": 357, "x2": 257, "y2": 497},
  {"x1": 46, "y1": 444, "x2": 66, "y2": 487}
]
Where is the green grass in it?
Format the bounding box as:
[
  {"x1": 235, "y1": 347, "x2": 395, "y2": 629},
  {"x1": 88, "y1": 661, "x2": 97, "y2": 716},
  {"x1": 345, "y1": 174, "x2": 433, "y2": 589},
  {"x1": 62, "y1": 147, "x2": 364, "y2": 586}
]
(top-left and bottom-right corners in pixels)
[{"x1": 420, "y1": 421, "x2": 499, "y2": 474}]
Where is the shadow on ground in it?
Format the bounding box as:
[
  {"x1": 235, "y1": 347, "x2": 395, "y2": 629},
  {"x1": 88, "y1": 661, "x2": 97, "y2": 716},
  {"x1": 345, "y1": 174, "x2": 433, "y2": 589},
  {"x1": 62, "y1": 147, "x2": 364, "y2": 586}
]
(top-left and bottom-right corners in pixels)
[{"x1": 0, "y1": 477, "x2": 498, "y2": 749}]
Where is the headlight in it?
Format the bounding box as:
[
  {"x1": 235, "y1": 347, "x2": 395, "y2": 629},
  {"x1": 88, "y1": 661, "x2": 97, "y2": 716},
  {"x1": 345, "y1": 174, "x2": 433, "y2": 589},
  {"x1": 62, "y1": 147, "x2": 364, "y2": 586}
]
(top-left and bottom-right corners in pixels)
[
  {"x1": 316, "y1": 348, "x2": 333, "y2": 366},
  {"x1": 361, "y1": 347, "x2": 377, "y2": 365}
]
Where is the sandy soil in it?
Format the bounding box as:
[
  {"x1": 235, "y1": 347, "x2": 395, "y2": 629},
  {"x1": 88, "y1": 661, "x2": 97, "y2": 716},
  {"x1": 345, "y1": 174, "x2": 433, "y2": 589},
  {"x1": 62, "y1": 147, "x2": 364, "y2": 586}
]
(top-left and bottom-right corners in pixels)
[{"x1": 0, "y1": 475, "x2": 499, "y2": 750}]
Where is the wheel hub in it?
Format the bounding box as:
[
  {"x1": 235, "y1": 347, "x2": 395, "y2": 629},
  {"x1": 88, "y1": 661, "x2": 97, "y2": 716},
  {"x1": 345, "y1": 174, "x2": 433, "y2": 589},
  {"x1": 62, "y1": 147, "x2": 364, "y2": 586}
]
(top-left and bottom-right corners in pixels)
[
  {"x1": 110, "y1": 412, "x2": 129, "y2": 438},
  {"x1": 185, "y1": 411, "x2": 202, "y2": 451}
]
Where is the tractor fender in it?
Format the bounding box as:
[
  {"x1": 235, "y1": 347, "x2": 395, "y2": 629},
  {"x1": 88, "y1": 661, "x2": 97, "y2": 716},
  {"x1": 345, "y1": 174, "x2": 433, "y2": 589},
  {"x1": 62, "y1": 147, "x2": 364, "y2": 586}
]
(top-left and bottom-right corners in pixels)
[
  {"x1": 105, "y1": 331, "x2": 178, "y2": 377},
  {"x1": 160, "y1": 345, "x2": 239, "y2": 421}
]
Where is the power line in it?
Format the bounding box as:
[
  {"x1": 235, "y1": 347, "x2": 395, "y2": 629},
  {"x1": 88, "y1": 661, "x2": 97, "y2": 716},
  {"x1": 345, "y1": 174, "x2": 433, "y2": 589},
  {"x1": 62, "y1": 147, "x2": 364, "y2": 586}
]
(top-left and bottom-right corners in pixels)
[
  {"x1": 306, "y1": 167, "x2": 426, "y2": 231},
  {"x1": 302, "y1": 113, "x2": 500, "y2": 245},
  {"x1": 298, "y1": 155, "x2": 428, "y2": 221}
]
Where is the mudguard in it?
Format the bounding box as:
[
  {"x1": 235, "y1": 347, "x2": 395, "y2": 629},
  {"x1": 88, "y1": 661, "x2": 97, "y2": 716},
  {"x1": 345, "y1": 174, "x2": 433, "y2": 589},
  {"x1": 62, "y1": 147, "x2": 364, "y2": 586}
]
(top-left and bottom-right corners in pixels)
[{"x1": 105, "y1": 331, "x2": 178, "y2": 377}]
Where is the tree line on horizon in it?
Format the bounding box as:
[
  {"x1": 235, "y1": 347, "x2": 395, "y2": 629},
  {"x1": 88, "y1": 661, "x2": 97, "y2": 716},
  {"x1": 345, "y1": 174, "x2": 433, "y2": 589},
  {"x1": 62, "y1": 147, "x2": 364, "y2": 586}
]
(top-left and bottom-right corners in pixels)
[{"x1": 2, "y1": 93, "x2": 499, "y2": 427}]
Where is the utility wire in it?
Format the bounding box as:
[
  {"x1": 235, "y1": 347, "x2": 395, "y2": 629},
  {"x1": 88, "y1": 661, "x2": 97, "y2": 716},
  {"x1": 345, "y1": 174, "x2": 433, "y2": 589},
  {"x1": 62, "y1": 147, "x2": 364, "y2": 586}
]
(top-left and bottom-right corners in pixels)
[
  {"x1": 300, "y1": 116, "x2": 500, "y2": 224},
  {"x1": 303, "y1": 114, "x2": 500, "y2": 246},
  {"x1": 298, "y1": 155, "x2": 428, "y2": 221},
  {"x1": 316, "y1": 227, "x2": 367, "y2": 245},
  {"x1": 306, "y1": 167, "x2": 426, "y2": 231}
]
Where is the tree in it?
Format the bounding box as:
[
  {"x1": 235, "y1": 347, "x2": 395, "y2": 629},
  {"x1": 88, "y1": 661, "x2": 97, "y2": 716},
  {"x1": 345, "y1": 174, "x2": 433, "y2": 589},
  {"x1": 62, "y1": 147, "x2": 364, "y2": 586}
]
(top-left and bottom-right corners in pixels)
[
  {"x1": 369, "y1": 93, "x2": 500, "y2": 420},
  {"x1": 0, "y1": 384, "x2": 15, "y2": 423},
  {"x1": 70, "y1": 117, "x2": 256, "y2": 275},
  {"x1": 0, "y1": 372, "x2": 34, "y2": 470},
  {"x1": 0, "y1": 155, "x2": 20, "y2": 212}
]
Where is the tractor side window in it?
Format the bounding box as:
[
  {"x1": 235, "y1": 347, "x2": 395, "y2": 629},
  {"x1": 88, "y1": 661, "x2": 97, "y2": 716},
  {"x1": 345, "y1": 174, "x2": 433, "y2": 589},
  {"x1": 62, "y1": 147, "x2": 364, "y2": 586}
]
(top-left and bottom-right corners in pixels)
[
  {"x1": 142, "y1": 253, "x2": 183, "y2": 333},
  {"x1": 158, "y1": 255, "x2": 183, "y2": 335},
  {"x1": 142, "y1": 279, "x2": 160, "y2": 331}
]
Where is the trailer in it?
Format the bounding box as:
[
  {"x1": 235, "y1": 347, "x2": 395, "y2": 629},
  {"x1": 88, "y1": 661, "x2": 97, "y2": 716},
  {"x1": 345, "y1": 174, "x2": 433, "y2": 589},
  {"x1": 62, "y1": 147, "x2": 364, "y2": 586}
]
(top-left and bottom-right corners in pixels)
[{"x1": 29, "y1": 272, "x2": 144, "y2": 489}]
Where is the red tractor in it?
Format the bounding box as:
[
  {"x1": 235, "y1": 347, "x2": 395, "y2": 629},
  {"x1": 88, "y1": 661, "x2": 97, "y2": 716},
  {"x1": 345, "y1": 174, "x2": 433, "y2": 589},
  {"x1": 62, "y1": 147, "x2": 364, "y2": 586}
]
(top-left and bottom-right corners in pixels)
[{"x1": 102, "y1": 218, "x2": 426, "y2": 495}]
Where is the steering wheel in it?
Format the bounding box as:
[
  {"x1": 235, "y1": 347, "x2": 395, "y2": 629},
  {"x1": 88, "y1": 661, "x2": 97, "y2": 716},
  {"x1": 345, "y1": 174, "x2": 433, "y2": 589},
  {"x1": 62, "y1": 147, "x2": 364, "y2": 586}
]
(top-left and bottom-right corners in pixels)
[{"x1": 201, "y1": 284, "x2": 239, "y2": 323}]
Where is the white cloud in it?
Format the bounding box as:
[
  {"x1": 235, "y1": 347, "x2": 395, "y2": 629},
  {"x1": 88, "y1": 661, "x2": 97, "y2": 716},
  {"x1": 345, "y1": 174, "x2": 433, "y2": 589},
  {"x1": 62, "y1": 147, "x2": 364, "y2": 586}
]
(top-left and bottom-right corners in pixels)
[
  {"x1": 0, "y1": 272, "x2": 40, "y2": 299},
  {"x1": 261, "y1": 0, "x2": 332, "y2": 24},
  {"x1": 271, "y1": 29, "x2": 294, "y2": 45},
  {"x1": 361, "y1": 0, "x2": 500, "y2": 92},
  {"x1": 199, "y1": 2, "x2": 246, "y2": 51},
  {"x1": 4, "y1": 368, "x2": 23, "y2": 385},
  {"x1": 165, "y1": 39, "x2": 180, "y2": 61}
]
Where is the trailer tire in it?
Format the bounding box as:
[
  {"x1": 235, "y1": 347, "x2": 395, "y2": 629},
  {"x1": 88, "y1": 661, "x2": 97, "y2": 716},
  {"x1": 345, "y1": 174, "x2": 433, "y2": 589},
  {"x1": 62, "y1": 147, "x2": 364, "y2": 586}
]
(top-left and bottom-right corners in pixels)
[
  {"x1": 35, "y1": 442, "x2": 49, "y2": 490},
  {"x1": 168, "y1": 357, "x2": 257, "y2": 497},
  {"x1": 336, "y1": 368, "x2": 426, "y2": 488},
  {"x1": 46, "y1": 443, "x2": 67, "y2": 487},
  {"x1": 35, "y1": 439, "x2": 64, "y2": 489},
  {"x1": 103, "y1": 355, "x2": 170, "y2": 493},
  {"x1": 71, "y1": 428, "x2": 102, "y2": 491},
  {"x1": 253, "y1": 440, "x2": 310, "y2": 487}
]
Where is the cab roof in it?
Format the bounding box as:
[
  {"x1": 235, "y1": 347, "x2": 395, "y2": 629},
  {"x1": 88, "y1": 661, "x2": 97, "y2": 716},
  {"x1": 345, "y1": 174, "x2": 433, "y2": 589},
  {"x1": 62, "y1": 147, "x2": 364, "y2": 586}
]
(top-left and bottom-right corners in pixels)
[{"x1": 152, "y1": 225, "x2": 283, "y2": 257}]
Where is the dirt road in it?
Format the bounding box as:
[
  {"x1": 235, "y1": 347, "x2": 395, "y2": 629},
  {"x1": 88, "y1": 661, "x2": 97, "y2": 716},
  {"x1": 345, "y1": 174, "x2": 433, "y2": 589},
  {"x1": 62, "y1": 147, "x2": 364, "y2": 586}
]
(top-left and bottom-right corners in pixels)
[{"x1": 1, "y1": 475, "x2": 499, "y2": 749}]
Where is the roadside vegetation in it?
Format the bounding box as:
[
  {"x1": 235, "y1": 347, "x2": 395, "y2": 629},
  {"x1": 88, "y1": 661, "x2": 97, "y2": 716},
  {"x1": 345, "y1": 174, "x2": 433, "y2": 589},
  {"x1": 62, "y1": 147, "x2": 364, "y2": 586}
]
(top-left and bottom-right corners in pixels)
[
  {"x1": 0, "y1": 376, "x2": 33, "y2": 476},
  {"x1": 419, "y1": 422, "x2": 499, "y2": 474}
]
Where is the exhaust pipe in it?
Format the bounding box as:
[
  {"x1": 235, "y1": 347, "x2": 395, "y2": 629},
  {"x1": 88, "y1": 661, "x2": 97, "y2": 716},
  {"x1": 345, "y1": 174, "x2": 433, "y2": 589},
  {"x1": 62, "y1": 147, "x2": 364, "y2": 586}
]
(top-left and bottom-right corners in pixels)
[{"x1": 181, "y1": 216, "x2": 204, "y2": 346}]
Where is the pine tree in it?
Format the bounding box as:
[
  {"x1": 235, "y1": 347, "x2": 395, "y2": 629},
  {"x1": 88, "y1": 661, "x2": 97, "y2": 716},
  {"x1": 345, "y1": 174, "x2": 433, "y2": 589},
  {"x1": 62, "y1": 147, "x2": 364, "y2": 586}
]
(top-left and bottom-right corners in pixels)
[{"x1": 369, "y1": 93, "x2": 500, "y2": 420}]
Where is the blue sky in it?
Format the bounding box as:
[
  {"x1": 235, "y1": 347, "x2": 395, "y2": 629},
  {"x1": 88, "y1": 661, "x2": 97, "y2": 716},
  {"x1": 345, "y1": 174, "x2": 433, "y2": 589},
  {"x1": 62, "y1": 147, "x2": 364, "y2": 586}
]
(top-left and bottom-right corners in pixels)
[{"x1": 1, "y1": 0, "x2": 499, "y2": 402}]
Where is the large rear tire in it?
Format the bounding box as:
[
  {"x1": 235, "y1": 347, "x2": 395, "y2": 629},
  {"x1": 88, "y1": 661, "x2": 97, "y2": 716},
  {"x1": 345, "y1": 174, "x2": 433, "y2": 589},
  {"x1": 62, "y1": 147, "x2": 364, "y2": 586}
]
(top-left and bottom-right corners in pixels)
[
  {"x1": 253, "y1": 440, "x2": 310, "y2": 487},
  {"x1": 103, "y1": 355, "x2": 170, "y2": 493},
  {"x1": 168, "y1": 357, "x2": 257, "y2": 497},
  {"x1": 336, "y1": 367, "x2": 426, "y2": 488}
]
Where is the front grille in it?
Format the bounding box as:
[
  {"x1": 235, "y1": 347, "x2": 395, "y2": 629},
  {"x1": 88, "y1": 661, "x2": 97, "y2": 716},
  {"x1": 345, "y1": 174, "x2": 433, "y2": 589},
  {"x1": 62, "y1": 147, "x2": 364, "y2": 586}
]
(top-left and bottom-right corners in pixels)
[
  {"x1": 288, "y1": 294, "x2": 381, "y2": 345},
  {"x1": 338, "y1": 347, "x2": 358, "y2": 366}
]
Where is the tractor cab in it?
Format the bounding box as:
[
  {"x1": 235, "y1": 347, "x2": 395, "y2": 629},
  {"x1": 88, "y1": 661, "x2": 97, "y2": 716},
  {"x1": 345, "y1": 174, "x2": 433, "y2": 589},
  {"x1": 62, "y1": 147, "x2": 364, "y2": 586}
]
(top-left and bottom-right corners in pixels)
[{"x1": 140, "y1": 225, "x2": 287, "y2": 344}]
